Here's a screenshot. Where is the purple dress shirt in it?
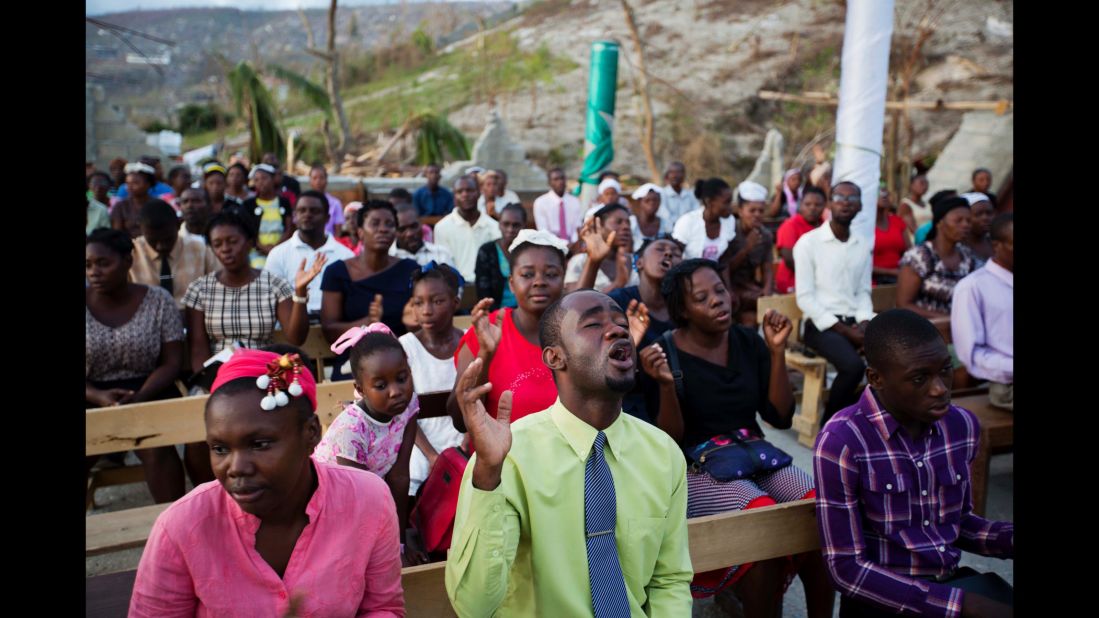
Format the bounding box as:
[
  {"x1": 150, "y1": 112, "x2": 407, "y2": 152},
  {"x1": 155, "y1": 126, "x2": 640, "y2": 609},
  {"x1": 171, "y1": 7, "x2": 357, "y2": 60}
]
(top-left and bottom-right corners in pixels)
[
  {"x1": 324, "y1": 192, "x2": 346, "y2": 236},
  {"x1": 950, "y1": 260, "x2": 1013, "y2": 384},
  {"x1": 814, "y1": 388, "x2": 1014, "y2": 617}
]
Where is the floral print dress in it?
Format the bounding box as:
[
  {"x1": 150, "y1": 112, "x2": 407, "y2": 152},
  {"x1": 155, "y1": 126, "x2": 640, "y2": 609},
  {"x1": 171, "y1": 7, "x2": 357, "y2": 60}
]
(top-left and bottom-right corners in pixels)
[{"x1": 313, "y1": 396, "x2": 420, "y2": 477}]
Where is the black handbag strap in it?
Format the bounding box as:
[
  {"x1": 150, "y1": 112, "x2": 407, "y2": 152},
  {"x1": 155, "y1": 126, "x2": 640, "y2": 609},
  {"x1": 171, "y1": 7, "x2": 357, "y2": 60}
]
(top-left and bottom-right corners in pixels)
[{"x1": 661, "y1": 330, "x2": 685, "y2": 401}]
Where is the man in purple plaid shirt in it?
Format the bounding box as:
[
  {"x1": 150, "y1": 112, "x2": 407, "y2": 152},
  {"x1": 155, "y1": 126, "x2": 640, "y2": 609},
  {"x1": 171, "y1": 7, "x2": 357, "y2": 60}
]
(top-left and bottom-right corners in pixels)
[{"x1": 814, "y1": 309, "x2": 1013, "y2": 617}]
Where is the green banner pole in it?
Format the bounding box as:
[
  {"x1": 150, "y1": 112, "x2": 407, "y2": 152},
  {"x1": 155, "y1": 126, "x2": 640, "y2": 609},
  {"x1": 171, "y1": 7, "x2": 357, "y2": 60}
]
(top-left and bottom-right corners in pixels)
[{"x1": 576, "y1": 41, "x2": 618, "y2": 198}]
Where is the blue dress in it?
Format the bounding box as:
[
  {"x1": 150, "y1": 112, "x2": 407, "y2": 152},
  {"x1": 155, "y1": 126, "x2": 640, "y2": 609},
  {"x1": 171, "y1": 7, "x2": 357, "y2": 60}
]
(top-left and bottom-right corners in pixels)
[{"x1": 320, "y1": 258, "x2": 420, "y2": 337}]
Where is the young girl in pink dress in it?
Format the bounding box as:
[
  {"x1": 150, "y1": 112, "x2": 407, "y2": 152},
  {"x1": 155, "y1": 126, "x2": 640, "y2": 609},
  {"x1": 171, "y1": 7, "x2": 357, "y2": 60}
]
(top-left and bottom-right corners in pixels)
[{"x1": 313, "y1": 322, "x2": 426, "y2": 565}]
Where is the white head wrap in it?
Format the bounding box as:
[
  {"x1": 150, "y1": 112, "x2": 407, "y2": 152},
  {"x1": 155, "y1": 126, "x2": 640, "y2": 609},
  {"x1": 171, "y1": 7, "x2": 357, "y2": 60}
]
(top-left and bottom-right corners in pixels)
[
  {"x1": 737, "y1": 180, "x2": 768, "y2": 202},
  {"x1": 597, "y1": 178, "x2": 622, "y2": 194},
  {"x1": 508, "y1": 228, "x2": 570, "y2": 254},
  {"x1": 960, "y1": 192, "x2": 990, "y2": 206},
  {"x1": 631, "y1": 182, "x2": 662, "y2": 200},
  {"x1": 124, "y1": 162, "x2": 156, "y2": 175},
  {"x1": 248, "y1": 163, "x2": 277, "y2": 179}
]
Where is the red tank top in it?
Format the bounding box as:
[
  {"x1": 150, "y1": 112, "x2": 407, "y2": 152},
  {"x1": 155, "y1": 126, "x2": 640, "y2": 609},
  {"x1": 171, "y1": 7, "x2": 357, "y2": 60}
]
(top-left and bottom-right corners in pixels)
[{"x1": 454, "y1": 308, "x2": 557, "y2": 423}]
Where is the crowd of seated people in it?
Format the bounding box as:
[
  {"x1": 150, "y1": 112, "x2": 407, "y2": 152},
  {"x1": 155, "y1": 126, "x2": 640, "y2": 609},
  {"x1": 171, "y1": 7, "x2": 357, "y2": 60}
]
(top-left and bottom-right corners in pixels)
[{"x1": 87, "y1": 153, "x2": 1013, "y2": 617}]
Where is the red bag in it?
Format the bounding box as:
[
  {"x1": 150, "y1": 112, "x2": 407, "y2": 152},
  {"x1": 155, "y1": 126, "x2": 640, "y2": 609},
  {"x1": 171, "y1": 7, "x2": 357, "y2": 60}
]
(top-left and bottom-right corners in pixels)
[{"x1": 411, "y1": 446, "x2": 470, "y2": 554}]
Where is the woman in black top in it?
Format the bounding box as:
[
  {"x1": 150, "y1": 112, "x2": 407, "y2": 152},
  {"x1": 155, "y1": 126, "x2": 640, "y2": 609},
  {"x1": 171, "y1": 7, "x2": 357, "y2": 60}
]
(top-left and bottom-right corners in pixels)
[
  {"x1": 640, "y1": 258, "x2": 833, "y2": 618},
  {"x1": 608, "y1": 236, "x2": 683, "y2": 422},
  {"x1": 474, "y1": 203, "x2": 525, "y2": 310},
  {"x1": 608, "y1": 236, "x2": 683, "y2": 348}
]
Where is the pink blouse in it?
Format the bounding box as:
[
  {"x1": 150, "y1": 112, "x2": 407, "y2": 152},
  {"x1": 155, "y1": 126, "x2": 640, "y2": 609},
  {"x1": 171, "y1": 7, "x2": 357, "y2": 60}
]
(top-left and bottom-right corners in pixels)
[{"x1": 129, "y1": 458, "x2": 405, "y2": 617}]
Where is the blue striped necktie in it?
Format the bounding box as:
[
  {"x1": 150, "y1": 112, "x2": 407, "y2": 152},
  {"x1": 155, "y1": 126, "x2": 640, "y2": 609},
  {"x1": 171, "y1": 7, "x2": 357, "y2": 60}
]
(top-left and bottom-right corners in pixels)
[{"x1": 584, "y1": 431, "x2": 630, "y2": 617}]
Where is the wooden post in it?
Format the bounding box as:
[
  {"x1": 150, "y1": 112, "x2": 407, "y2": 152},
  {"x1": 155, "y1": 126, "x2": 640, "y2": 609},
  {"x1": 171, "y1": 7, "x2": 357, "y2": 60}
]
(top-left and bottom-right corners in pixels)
[
  {"x1": 793, "y1": 363, "x2": 826, "y2": 448},
  {"x1": 757, "y1": 91, "x2": 1013, "y2": 113},
  {"x1": 886, "y1": 110, "x2": 899, "y2": 198}
]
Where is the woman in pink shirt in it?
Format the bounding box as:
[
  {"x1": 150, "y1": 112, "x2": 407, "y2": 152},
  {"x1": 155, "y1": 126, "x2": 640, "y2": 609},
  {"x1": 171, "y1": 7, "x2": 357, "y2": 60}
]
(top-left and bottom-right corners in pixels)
[{"x1": 129, "y1": 349, "x2": 405, "y2": 617}]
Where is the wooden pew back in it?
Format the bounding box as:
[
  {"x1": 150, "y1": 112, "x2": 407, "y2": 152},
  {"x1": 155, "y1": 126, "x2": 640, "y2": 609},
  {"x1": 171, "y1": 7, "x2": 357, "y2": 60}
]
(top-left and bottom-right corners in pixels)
[
  {"x1": 756, "y1": 285, "x2": 897, "y2": 345},
  {"x1": 87, "y1": 498, "x2": 819, "y2": 617},
  {"x1": 86, "y1": 382, "x2": 358, "y2": 457},
  {"x1": 272, "y1": 325, "x2": 335, "y2": 381}
]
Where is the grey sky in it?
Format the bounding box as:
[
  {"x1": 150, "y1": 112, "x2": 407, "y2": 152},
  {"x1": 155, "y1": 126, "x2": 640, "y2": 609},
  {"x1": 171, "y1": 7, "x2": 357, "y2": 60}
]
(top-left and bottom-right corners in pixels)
[{"x1": 86, "y1": 0, "x2": 475, "y2": 16}]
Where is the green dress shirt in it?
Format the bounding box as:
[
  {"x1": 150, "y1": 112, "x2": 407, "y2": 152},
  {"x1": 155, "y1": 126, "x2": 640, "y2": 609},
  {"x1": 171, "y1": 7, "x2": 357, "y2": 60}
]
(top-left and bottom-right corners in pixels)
[{"x1": 445, "y1": 398, "x2": 693, "y2": 617}]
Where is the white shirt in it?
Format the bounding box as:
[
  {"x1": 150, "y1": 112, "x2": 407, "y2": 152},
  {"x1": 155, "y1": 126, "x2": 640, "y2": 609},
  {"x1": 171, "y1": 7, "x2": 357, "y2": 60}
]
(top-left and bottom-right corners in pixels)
[
  {"x1": 629, "y1": 214, "x2": 671, "y2": 252},
  {"x1": 533, "y1": 190, "x2": 584, "y2": 242},
  {"x1": 399, "y1": 332, "x2": 467, "y2": 494},
  {"x1": 564, "y1": 253, "x2": 640, "y2": 290},
  {"x1": 388, "y1": 240, "x2": 456, "y2": 269},
  {"x1": 178, "y1": 221, "x2": 204, "y2": 244},
  {"x1": 659, "y1": 185, "x2": 701, "y2": 226},
  {"x1": 433, "y1": 210, "x2": 502, "y2": 281},
  {"x1": 791, "y1": 222, "x2": 875, "y2": 332},
  {"x1": 583, "y1": 196, "x2": 631, "y2": 222},
  {"x1": 671, "y1": 208, "x2": 737, "y2": 261},
  {"x1": 477, "y1": 189, "x2": 521, "y2": 214},
  {"x1": 262, "y1": 231, "x2": 355, "y2": 312}
]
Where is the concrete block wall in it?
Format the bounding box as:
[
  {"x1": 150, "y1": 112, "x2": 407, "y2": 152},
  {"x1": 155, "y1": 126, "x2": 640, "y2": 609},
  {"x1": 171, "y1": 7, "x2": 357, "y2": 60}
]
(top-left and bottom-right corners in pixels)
[{"x1": 86, "y1": 83, "x2": 168, "y2": 170}]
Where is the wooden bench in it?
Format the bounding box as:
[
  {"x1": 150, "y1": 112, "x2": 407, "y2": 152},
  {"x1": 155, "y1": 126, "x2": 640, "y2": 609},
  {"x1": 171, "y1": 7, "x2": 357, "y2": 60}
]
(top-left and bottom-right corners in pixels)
[
  {"x1": 272, "y1": 324, "x2": 337, "y2": 382},
  {"x1": 459, "y1": 284, "x2": 478, "y2": 312},
  {"x1": 85, "y1": 380, "x2": 359, "y2": 510},
  {"x1": 86, "y1": 387, "x2": 451, "y2": 537},
  {"x1": 757, "y1": 286, "x2": 896, "y2": 447},
  {"x1": 952, "y1": 393, "x2": 1013, "y2": 516},
  {"x1": 87, "y1": 498, "x2": 820, "y2": 617}
]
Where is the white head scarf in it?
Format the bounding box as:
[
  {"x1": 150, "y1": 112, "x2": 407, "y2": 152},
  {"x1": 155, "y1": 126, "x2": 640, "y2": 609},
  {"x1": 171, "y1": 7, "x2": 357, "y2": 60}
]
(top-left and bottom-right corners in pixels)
[
  {"x1": 960, "y1": 192, "x2": 990, "y2": 206},
  {"x1": 598, "y1": 178, "x2": 622, "y2": 194},
  {"x1": 736, "y1": 180, "x2": 768, "y2": 202},
  {"x1": 248, "y1": 163, "x2": 277, "y2": 180},
  {"x1": 124, "y1": 162, "x2": 156, "y2": 175},
  {"x1": 631, "y1": 183, "x2": 662, "y2": 200},
  {"x1": 508, "y1": 228, "x2": 570, "y2": 254}
]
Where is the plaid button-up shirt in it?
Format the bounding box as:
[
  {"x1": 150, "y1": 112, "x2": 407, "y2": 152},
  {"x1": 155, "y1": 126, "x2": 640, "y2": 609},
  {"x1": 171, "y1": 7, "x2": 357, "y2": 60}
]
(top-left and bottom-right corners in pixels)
[{"x1": 814, "y1": 388, "x2": 1014, "y2": 617}]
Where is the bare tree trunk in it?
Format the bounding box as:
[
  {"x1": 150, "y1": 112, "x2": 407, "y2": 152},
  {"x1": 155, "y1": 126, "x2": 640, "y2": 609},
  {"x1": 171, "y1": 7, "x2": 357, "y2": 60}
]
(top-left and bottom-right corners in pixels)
[
  {"x1": 893, "y1": 1, "x2": 950, "y2": 169},
  {"x1": 375, "y1": 123, "x2": 410, "y2": 164},
  {"x1": 321, "y1": 118, "x2": 338, "y2": 169},
  {"x1": 326, "y1": 0, "x2": 353, "y2": 152},
  {"x1": 619, "y1": 0, "x2": 661, "y2": 184}
]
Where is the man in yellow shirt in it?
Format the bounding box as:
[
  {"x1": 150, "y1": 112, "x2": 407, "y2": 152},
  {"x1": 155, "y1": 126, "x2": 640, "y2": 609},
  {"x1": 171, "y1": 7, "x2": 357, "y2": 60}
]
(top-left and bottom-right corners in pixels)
[{"x1": 446, "y1": 290, "x2": 693, "y2": 617}]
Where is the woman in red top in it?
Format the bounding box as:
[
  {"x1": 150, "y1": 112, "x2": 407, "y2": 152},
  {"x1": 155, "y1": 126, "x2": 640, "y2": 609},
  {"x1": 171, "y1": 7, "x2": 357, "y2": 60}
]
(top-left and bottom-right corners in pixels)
[
  {"x1": 447, "y1": 230, "x2": 569, "y2": 427},
  {"x1": 773, "y1": 186, "x2": 826, "y2": 293},
  {"x1": 872, "y1": 188, "x2": 910, "y2": 285}
]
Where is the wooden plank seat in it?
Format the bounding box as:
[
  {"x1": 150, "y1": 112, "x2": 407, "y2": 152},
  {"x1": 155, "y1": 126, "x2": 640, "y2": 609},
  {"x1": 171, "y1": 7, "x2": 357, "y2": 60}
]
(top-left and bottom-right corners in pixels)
[
  {"x1": 951, "y1": 393, "x2": 1013, "y2": 516},
  {"x1": 453, "y1": 314, "x2": 474, "y2": 331},
  {"x1": 756, "y1": 293, "x2": 829, "y2": 448},
  {"x1": 85, "y1": 382, "x2": 360, "y2": 510},
  {"x1": 87, "y1": 335, "x2": 344, "y2": 506},
  {"x1": 459, "y1": 284, "x2": 478, "y2": 312},
  {"x1": 757, "y1": 286, "x2": 897, "y2": 448},
  {"x1": 272, "y1": 324, "x2": 336, "y2": 382},
  {"x1": 87, "y1": 498, "x2": 820, "y2": 617},
  {"x1": 86, "y1": 386, "x2": 451, "y2": 529}
]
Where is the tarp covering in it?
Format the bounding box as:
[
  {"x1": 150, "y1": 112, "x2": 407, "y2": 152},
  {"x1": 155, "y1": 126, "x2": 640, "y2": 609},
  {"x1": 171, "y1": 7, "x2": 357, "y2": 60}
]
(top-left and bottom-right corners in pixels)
[
  {"x1": 832, "y1": 0, "x2": 895, "y2": 243},
  {"x1": 576, "y1": 41, "x2": 619, "y2": 200}
]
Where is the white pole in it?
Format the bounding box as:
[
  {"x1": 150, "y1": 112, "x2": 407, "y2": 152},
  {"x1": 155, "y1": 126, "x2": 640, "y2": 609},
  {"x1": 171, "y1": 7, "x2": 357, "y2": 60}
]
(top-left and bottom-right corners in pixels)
[{"x1": 832, "y1": 0, "x2": 895, "y2": 243}]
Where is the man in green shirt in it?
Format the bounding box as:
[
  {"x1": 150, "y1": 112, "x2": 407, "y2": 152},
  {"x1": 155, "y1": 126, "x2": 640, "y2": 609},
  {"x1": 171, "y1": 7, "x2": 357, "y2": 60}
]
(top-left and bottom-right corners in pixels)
[{"x1": 446, "y1": 290, "x2": 693, "y2": 616}]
